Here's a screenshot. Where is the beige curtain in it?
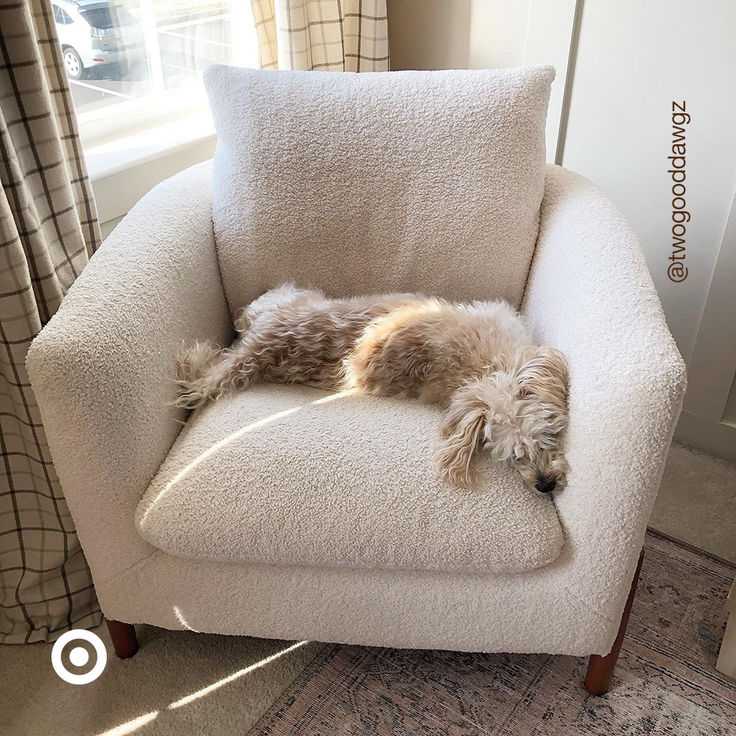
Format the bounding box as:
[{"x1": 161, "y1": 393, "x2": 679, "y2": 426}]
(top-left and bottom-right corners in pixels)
[
  {"x1": 0, "y1": 0, "x2": 101, "y2": 642},
  {"x1": 251, "y1": 0, "x2": 389, "y2": 71}
]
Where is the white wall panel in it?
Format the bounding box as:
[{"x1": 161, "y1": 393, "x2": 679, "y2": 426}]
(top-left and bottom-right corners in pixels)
[{"x1": 562, "y1": 0, "x2": 736, "y2": 364}]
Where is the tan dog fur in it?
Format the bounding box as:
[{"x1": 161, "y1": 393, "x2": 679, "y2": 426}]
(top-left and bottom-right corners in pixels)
[{"x1": 176, "y1": 284, "x2": 569, "y2": 492}]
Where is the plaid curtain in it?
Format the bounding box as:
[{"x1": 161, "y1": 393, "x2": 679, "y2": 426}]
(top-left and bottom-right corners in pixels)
[
  {"x1": 251, "y1": 0, "x2": 389, "y2": 71},
  {"x1": 0, "y1": 0, "x2": 101, "y2": 643}
]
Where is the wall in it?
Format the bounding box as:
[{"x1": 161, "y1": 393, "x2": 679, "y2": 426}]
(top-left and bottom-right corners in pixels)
[
  {"x1": 388, "y1": 0, "x2": 531, "y2": 71},
  {"x1": 563, "y1": 1, "x2": 736, "y2": 459},
  {"x1": 388, "y1": 0, "x2": 471, "y2": 69},
  {"x1": 468, "y1": 0, "x2": 531, "y2": 69},
  {"x1": 562, "y1": 0, "x2": 736, "y2": 364}
]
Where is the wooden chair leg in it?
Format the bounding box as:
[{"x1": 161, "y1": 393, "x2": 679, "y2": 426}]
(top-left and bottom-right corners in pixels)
[
  {"x1": 106, "y1": 619, "x2": 139, "y2": 659},
  {"x1": 585, "y1": 549, "x2": 644, "y2": 695}
]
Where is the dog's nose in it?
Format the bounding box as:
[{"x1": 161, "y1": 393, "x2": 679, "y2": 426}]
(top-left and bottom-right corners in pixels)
[{"x1": 535, "y1": 477, "x2": 556, "y2": 493}]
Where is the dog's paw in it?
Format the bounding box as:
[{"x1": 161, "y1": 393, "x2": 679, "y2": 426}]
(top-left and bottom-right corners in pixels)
[
  {"x1": 173, "y1": 341, "x2": 225, "y2": 410},
  {"x1": 172, "y1": 390, "x2": 208, "y2": 411},
  {"x1": 175, "y1": 341, "x2": 221, "y2": 385}
]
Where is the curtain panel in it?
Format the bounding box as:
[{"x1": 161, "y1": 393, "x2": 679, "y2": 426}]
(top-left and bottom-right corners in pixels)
[
  {"x1": 251, "y1": 0, "x2": 389, "y2": 72},
  {"x1": 0, "y1": 0, "x2": 101, "y2": 642}
]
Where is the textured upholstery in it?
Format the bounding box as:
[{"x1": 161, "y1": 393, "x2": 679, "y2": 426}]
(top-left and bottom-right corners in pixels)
[
  {"x1": 205, "y1": 65, "x2": 554, "y2": 312},
  {"x1": 26, "y1": 163, "x2": 232, "y2": 583},
  {"x1": 522, "y1": 166, "x2": 687, "y2": 621},
  {"x1": 28, "y1": 133, "x2": 685, "y2": 657},
  {"x1": 95, "y1": 545, "x2": 616, "y2": 656},
  {"x1": 135, "y1": 384, "x2": 564, "y2": 574}
]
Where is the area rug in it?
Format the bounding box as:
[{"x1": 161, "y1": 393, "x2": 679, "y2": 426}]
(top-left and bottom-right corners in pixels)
[{"x1": 250, "y1": 531, "x2": 736, "y2": 735}]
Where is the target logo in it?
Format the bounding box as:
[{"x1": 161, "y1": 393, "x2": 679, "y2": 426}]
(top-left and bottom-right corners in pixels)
[{"x1": 51, "y1": 629, "x2": 108, "y2": 685}]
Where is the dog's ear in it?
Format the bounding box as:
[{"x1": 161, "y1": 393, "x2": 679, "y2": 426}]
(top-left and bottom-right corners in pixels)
[
  {"x1": 435, "y1": 383, "x2": 488, "y2": 488},
  {"x1": 516, "y1": 346, "x2": 569, "y2": 408}
]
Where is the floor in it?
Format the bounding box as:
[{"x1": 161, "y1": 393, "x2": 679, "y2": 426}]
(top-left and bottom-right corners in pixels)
[
  {"x1": 650, "y1": 442, "x2": 736, "y2": 562},
  {"x1": 1, "y1": 442, "x2": 734, "y2": 736},
  {"x1": 3, "y1": 624, "x2": 325, "y2": 736},
  {"x1": 250, "y1": 533, "x2": 735, "y2": 735}
]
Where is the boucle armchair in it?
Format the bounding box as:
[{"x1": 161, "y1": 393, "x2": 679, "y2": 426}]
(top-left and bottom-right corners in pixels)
[{"x1": 27, "y1": 67, "x2": 686, "y2": 696}]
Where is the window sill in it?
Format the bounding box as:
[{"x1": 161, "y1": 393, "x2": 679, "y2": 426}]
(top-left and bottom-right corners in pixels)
[{"x1": 87, "y1": 112, "x2": 216, "y2": 231}]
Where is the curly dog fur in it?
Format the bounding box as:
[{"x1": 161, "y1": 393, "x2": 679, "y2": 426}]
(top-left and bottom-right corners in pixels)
[{"x1": 176, "y1": 284, "x2": 569, "y2": 492}]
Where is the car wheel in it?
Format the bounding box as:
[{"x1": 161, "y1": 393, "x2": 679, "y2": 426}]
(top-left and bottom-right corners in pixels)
[{"x1": 62, "y1": 47, "x2": 84, "y2": 80}]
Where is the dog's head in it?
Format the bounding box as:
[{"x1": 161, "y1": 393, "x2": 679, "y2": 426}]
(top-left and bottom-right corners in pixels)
[{"x1": 436, "y1": 346, "x2": 569, "y2": 493}]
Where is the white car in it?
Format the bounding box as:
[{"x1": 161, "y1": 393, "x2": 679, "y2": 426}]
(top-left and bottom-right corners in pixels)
[{"x1": 52, "y1": 0, "x2": 144, "y2": 79}]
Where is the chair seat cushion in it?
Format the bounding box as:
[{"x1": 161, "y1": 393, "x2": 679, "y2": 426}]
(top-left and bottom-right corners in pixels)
[{"x1": 135, "y1": 385, "x2": 564, "y2": 574}]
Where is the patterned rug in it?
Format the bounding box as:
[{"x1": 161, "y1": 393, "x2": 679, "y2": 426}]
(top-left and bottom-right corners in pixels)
[{"x1": 250, "y1": 532, "x2": 736, "y2": 735}]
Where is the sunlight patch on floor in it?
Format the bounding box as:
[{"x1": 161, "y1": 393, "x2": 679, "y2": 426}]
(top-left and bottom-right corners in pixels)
[
  {"x1": 92, "y1": 641, "x2": 312, "y2": 735},
  {"x1": 96, "y1": 711, "x2": 159, "y2": 736},
  {"x1": 167, "y1": 640, "x2": 310, "y2": 709}
]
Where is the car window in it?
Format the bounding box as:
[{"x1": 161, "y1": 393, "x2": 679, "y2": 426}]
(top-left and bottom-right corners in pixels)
[
  {"x1": 53, "y1": 5, "x2": 73, "y2": 25},
  {"x1": 79, "y1": 6, "x2": 137, "y2": 29}
]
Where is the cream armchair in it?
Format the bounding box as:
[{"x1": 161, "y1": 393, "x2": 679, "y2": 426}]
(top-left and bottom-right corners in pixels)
[{"x1": 28, "y1": 68, "x2": 686, "y2": 696}]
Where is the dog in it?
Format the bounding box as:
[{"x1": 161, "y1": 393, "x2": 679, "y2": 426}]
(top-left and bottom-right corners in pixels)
[{"x1": 175, "y1": 284, "x2": 570, "y2": 493}]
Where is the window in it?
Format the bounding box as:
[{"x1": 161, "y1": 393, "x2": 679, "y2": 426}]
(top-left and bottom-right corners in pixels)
[
  {"x1": 55, "y1": 1, "x2": 258, "y2": 160},
  {"x1": 79, "y1": 6, "x2": 139, "y2": 30},
  {"x1": 52, "y1": 5, "x2": 73, "y2": 24}
]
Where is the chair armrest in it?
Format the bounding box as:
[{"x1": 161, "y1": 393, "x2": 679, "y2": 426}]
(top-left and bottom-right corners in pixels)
[
  {"x1": 27, "y1": 161, "x2": 231, "y2": 587},
  {"x1": 523, "y1": 166, "x2": 686, "y2": 622}
]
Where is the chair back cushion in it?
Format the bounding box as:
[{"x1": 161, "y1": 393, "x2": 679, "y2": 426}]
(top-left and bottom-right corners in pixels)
[{"x1": 205, "y1": 65, "x2": 554, "y2": 310}]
